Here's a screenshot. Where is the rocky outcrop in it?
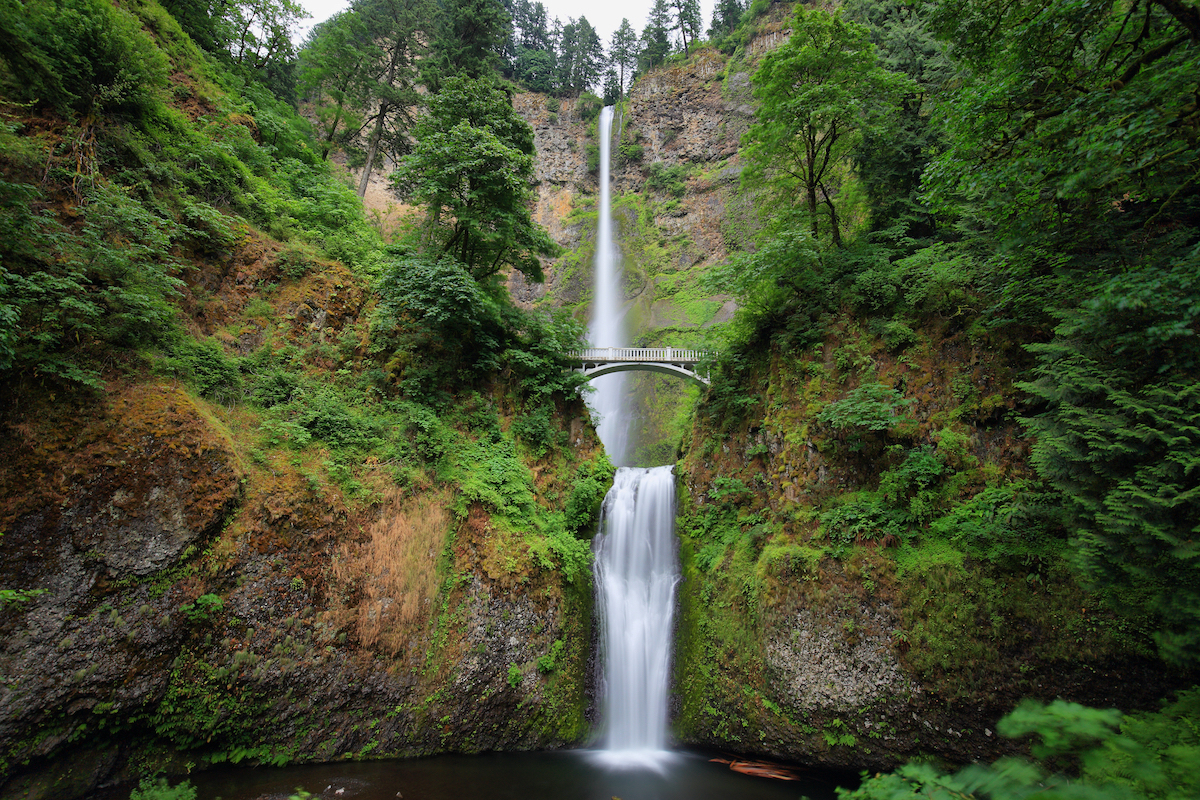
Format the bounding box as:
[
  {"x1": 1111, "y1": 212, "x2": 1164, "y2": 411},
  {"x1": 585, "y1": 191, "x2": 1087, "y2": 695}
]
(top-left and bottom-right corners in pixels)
[
  {"x1": 614, "y1": 49, "x2": 753, "y2": 191},
  {"x1": 0, "y1": 372, "x2": 600, "y2": 799},
  {"x1": 767, "y1": 607, "x2": 919, "y2": 714}
]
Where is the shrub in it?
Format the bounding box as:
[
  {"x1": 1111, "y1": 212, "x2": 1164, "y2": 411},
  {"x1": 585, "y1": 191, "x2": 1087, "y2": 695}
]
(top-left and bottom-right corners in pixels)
[
  {"x1": 130, "y1": 777, "x2": 196, "y2": 800},
  {"x1": 564, "y1": 461, "x2": 613, "y2": 537},
  {"x1": 0, "y1": 0, "x2": 169, "y2": 120},
  {"x1": 511, "y1": 407, "x2": 557, "y2": 458},
  {"x1": 179, "y1": 594, "x2": 224, "y2": 624},
  {"x1": 160, "y1": 338, "x2": 243, "y2": 405},
  {"x1": 576, "y1": 92, "x2": 603, "y2": 122},
  {"x1": 646, "y1": 162, "x2": 689, "y2": 198},
  {"x1": 818, "y1": 383, "x2": 913, "y2": 433}
]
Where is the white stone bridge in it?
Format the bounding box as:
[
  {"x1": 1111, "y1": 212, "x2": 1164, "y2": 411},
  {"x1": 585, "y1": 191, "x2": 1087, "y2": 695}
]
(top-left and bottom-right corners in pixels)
[{"x1": 572, "y1": 347, "x2": 713, "y2": 386}]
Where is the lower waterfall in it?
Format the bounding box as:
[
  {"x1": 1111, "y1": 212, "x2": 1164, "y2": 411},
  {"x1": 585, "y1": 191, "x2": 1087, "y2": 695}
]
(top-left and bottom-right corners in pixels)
[{"x1": 592, "y1": 465, "x2": 680, "y2": 767}]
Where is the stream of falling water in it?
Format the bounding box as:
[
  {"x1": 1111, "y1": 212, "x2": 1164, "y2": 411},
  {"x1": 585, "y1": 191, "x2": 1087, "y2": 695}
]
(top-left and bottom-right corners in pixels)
[
  {"x1": 585, "y1": 105, "x2": 631, "y2": 468},
  {"x1": 589, "y1": 107, "x2": 681, "y2": 770}
]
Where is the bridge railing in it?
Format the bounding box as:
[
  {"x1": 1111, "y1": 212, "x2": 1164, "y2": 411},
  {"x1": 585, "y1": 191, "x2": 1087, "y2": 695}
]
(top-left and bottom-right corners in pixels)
[{"x1": 572, "y1": 347, "x2": 712, "y2": 362}]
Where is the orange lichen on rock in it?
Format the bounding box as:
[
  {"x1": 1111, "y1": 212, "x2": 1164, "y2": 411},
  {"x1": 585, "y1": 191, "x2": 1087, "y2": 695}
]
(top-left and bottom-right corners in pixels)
[{"x1": 0, "y1": 381, "x2": 243, "y2": 576}]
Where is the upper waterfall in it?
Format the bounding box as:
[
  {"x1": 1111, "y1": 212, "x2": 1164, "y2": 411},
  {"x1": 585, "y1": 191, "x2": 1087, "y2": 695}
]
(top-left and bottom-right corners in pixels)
[{"x1": 586, "y1": 106, "x2": 631, "y2": 466}]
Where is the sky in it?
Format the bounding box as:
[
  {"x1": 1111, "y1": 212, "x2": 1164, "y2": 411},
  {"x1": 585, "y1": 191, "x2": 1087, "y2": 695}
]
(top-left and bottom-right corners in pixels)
[{"x1": 294, "y1": 0, "x2": 718, "y2": 51}]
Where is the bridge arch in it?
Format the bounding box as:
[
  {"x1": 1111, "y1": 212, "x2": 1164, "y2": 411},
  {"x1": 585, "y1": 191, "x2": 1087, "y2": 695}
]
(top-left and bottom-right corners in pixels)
[{"x1": 573, "y1": 348, "x2": 713, "y2": 387}]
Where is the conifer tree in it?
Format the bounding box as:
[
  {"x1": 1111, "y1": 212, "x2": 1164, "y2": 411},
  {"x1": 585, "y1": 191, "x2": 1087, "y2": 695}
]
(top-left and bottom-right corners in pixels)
[
  {"x1": 423, "y1": 0, "x2": 510, "y2": 90},
  {"x1": 354, "y1": 0, "x2": 429, "y2": 197},
  {"x1": 670, "y1": 0, "x2": 702, "y2": 57},
  {"x1": 640, "y1": 0, "x2": 673, "y2": 71},
  {"x1": 609, "y1": 18, "x2": 638, "y2": 96},
  {"x1": 708, "y1": 0, "x2": 743, "y2": 41}
]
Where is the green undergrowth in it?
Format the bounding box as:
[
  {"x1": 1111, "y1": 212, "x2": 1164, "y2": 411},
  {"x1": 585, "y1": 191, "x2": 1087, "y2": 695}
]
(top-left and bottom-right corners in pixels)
[
  {"x1": 844, "y1": 690, "x2": 1200, "y2": 800},
  {"x1": 675, "y1": 320, "x2": 1147, "y2": 727},
  {"x1": 0, "y1": 0, "x2": 613, "y2": 775}
]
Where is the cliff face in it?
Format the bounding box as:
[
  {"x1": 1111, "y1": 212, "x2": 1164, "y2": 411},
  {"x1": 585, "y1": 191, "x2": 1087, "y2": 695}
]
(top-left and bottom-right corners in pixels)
[
  {"x1": 0, "y1": 232, "x2": 604, "y2": 799},
  {"x1": 512, "y1": 22, "x2": 1187, "y2": 771},
  {"x1": 668, "y1": 320, "x2": 1187, "y2": 770}
]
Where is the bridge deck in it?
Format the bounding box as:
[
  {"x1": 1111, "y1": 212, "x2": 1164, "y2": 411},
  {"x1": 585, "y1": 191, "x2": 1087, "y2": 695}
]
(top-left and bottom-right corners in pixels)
[{"x1": 573, "y1": 347, "x2": 710, "y2": 363}]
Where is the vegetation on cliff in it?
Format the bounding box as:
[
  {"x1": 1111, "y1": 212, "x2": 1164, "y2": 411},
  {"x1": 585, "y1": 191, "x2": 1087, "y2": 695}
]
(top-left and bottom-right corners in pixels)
[
  {"x1": 661, "y1": 0, "x2": 1199, "y2": 793},
  {"x1": 0, "y1": 0, "x2": 611, "y2": 792}
]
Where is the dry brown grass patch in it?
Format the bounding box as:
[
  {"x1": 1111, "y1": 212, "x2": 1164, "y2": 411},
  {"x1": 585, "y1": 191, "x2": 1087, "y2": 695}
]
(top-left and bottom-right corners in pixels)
[{"x1": 330, "y1": 489, "x2": 449, "y2": 655}]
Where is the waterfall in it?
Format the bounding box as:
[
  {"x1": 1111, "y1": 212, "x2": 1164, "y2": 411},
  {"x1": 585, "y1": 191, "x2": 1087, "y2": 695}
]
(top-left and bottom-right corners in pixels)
[
  {"x1": 593, "y1": 466, "x2": 679, "y2": 766},
  {"x1": 586, "y1": 106, "x2": 631, "y2": 467},
  {"x1": 588, "y1": 106, "x2": 680, "y2": 770}
]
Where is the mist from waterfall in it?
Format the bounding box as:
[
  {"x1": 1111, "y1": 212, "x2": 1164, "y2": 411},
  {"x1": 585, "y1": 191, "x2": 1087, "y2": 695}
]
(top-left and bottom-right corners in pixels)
[{"x1": 586, "y1": 105, "x2": 631, "y2": 467}]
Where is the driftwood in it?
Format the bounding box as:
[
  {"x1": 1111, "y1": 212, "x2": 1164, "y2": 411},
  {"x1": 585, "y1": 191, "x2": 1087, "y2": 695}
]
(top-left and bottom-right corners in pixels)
[{"x1": 709, "y1": 757, "x2": 804, "y2": 781}]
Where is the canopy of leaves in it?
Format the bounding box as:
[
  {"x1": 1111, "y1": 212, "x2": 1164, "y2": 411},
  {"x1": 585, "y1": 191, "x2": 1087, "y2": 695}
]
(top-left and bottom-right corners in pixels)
[
  {"x1": 741, "y1": 4, "x2": 916, "y2": 246},
  {"x1": 391, "y1": 76, "x2": 558, "y2": 282}
]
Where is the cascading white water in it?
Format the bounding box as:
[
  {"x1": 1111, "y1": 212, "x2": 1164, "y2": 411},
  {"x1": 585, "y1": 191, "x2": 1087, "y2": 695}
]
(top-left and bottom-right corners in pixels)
[
  {"x1": 587, "y1": 105, "x2": 681, "y2": 770},
  {"x1": 593, "y1": 465, "x2": 679, "y2": 767},
  {"x1": 586, "y1": 106, "x2": 631, "y2": 467}
]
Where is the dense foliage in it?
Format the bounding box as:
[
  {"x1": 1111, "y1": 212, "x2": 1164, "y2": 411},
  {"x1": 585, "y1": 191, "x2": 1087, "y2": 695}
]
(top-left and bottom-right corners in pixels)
[
  {"x1": 391, "y1": 76, "x2": 557, "y2": 282},
  {"x1": 711, "y1": 0, "x2": 1200, "y2": 672}
]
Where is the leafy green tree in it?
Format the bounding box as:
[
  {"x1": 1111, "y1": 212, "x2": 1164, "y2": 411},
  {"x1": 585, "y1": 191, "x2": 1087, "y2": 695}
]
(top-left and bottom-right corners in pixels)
[
  {"x1": 159, "y1": 0, "x2": 232, "y2": 54},
  {"x1": 226, "y1": 0, "x2": 307, "y2": 71},
  {"x1": 602, "y1": 68, "x2": 621, "y2": 105},
  {"x1": 842, "y1": 694, "x2": 1200, "y2": 800},
  {"x1": 609, "y1": 18, "x2": 639, "y2": 96},
  {"x1": 1018, "y1": 253, "x2": 1200, "y2": 666},
  {"x1": 923, "y1": 0, "x2": 1200, "y2": 665},
  {"x1": 708, "y1": 0, "x2": 744, "y2": 42},
  {"x1": 512, "y1": 0, "x2": 551, "y2": 50},
  {"x1": 353, "y1": 0, "x2": 429, "y2": 197},
  {"x1": 925, "y1": 0, "x2": 1200, "y2": 323},
  {"x1": 391, "y1": 76, "x2": 558, "y2": 282},
  {"x1": 298, "y1": 11, "x2": 375, "y2": 160},
  {"x1": 741, "y1": 5, "x2": 915, "y2": 246},
  {"x1": 844, "y1": 0, "x2": 952, "y2": 242},
  {"x1": 513, "y1": 46, "x2": 555, "y2": 92}
]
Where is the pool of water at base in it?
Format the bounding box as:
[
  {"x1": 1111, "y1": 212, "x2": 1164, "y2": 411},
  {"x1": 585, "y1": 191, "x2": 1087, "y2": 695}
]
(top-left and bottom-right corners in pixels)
[{"x1": 184, "y1": 749, "x2": 857, "y2": 800}]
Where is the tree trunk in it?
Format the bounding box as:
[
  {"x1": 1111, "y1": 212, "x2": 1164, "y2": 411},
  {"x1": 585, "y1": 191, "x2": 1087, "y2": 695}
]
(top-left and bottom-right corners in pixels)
[
  {"x1": 824, "y1": 191, "x2": 841, "y2": 247},
  {"x1": 807, "y1": 183, "x2": 819, "y2": 239},
  {"x1": 357, "y1": 106, "x2": 386, "y2": 198},
  {"x1": 357, "y1": 48, "x2": 401, "y2": 198}
]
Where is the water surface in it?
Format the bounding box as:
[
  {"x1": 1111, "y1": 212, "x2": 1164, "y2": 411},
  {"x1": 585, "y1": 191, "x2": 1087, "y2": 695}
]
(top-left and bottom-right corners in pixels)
[{"x1": 187, "y1": 749, "x2": 850, "y2": 800}]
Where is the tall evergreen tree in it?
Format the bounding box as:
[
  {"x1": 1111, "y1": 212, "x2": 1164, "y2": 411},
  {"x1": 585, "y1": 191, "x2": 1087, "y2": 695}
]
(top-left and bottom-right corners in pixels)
[
  {"x1": 708, "y1": 0, "x2": 743, "y2": 41},
  {"x1": 569, "y1": 17, "x2": 603, "y2": 93},
  {"x1": 554, "y1": 16, "x2": 602, "y2": 95},
  {"x1": 640, "y1": 0, "x2": 673, "y2": 71},
  {"x1": 353, "y1": 0, "x2": 430, "y2": 197},
  {"x1": 423, "y1": 0, "x2": 510, "y2": 90},
  {"x1": 609, "y1": 18, "x2": 638, "y2": 95},
  {"x1": 670, "y1": 0, "x2": 702, "y2": 57}
]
